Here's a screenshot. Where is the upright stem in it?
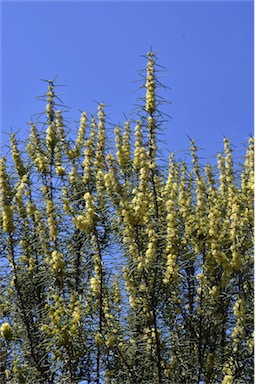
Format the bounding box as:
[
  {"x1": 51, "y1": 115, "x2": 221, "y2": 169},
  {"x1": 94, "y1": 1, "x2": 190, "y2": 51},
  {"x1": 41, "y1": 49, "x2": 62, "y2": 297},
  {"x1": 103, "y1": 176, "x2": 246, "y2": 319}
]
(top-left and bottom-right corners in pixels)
[
  {"x1": 147, "y1": 118, "x2": 163, "y2": 383},
  {"x1": 8, "y1": 235, "x2": 51, "y2": 383},
  {"x1": 94, "y1": 229, "x2": 104, "y2": 384}
]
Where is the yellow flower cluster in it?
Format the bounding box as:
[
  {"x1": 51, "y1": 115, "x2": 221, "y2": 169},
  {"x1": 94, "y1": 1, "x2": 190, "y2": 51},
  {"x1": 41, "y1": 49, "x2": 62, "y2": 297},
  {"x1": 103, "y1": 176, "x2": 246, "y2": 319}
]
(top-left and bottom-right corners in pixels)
[
  {"x1": 130, "y1": 173, "x2": 150, "y2": 228},
  {"x1": 54, "y1": 110, "x2": 66, "y2": 176},
  {"x1": 83, "y1": 119, "x2": 97, "y2": 184},
  {"x1": 191, "y1": 143, "x2": 207, "y2": 236},
  {"x1": 163, "y1": 154, "x2": 179, "y2": 283},
  {"x1": 50, "y1": 250, "x2": 65, "y2": 275},
  {"x1": 145, "y1": 229, "x2": 157, "y2": 267},
  {"x1": 204, "y1": 164, "x2": 218, "y2": 259},
  {"x1": 89, "y1": 235, "x2": 104, "y2": 303},
  {"x1": 122, "y1": 121, "x2": 131, "y2": 165},
  {"x1": 164, "y1": 203, "x2": 178, "y2": 283},
  {"x1": 121, "y1": 202, "x2": 138, "y2": 229},
  {"x1": 46, "y1": 87, "x2": 57, "y2": 154},
  {"x1": 133, "y1": 121, "x2": 145, "y2": 170},
  {"x1": 73, "y1": 192, "x2": 96, "y2": 233},
  {"x1": 69, "y1": 165, "x2": 79, "y2": 184},
  {"x1": 221, "y1": 358, "x2": 234, "y2": 384},
  {"x1": 95, "y1": 332, "x2": 104, "y2": 346},
  {"x1": 26, "y1": 200, "x2": 36, "y2": 218},
  {"x1": 122, "y1": 266, "x2": 140, "y2": 309},
  {"x1": 241, "y1": 137, "x2": 254, "y2": 195},
  {"x1": 219, "y1": 141, "x2": 236, "y2": 215},
  {"x1": 96, "y1": 168, "x2": 106, "y2": 209},
  {"x1": 190, "y1": 141, "x2": 199, "y2": 175},
  {"x1": 209, "y1": 285, "x2": 220, "y2": 299},
  {"x1": 90, "y1": 276, "x2": 100, "y2": 296},
  {"x1": 56, "y1": 166, "x2": 66, "y2": 177},
  {"x1": 34, "y1": 151, "x2": 48, "y2": 173},
  {"x1": 55, "y1": 109, "x2": 64, "y2": 135},
  {"x1": 46, "y1": 123, "x2": 57, "y2": 150},
  {"x1": 164, "y1": 154, "x2": 178, "y2": 196},
  {"x1": 208, "y1": 198, "x2": 231, "y2": 277},
  {"x1": 129, "y1": 294, "x2": 141, "y2": 310},
  {"x1": 68, "y1": 112, "x2": 87, "y2": 159},
  {"x1": 14, "y1": 175, "x2": 30, "y2": 219},
  {"x1": 164, "y1": 253, "x2": 178, "y2": 285},
  {"x1": 0, "y1": 322, "x2": 12, "y2": 341},
  {"x1": 62, "y1": 186, "x2": 73, "y2": 214},
  {"x1": 223, "y1": 139, "x2": 234, "y2": 185},
  {"x1": 42, "y1": 292, "x2": 82, "y2": 350},
  {"x1": 233, "y1": 298, "x2": 245, "y2": 321},
  {"x1": 103, "y1": 298, "x2": 120, "y2": 349},
  {"x1": 0, "y1": 158, "x2": 14, "y2": 233},
  {"x1": 77, "y1": 112, "x2": 87, "y2": 146},
  {"x1": 115, "y1": 121, "x2": 131, "y2": 169},
  {"x1": 2, "y1": 204, "x2": 14, "y2": 233},
  {"x1": 95, "y1": 104, "x2": 106, "y2": 167},
  {"x1": 104, "y1": 155, "x2": 123, "y2": 210},
  {"x1": 27, "y1": 123, "x2": 49, "y2": 173},
  {"x1": 217, "y1": 154, "x2": 227, "y2": 196},
  {"x1": 0, "y1": 157, "x2": 13, "y2": 200},
  {"x1": 143, "y1": 326, "x2": 158, "y2": 349},
  {"x1": 71, "y1": 294, "x2": 82, "y2": 328},
  {"x1": 231, "y1": 298, "x2": 245, "y2": 349},
  {"x1": 195, "y1": 175, "x2": 208, "y2": 245},
  {"x1": 147, "y1": 116, "x2": 157, "y2": 159},
  {"x1": 240, "y1": 138, "x2": 254, "y2": 231},
  {"x1": 94, "y1": 105, "x2": 107, "y2": 207},
  {"x1": 127, "y1": 124, "x2": 152, "y2": 228},
  {"x1": 195, "y1": 273, "x2": 208, "y2": 307},
  {"x1": 45, "y1": 85, "x2": 55, "y2": 121},
  {"x1": 10, "y1": 134, "x2": 26, "y2": 177},
  {"x1": 221, "y1": 375, "x2": 233, "y2": 384},
  {"x1": 112, "y1": 277, "x2": 121, "y2": 306},
  {"x1": 28, "y1": 255, "x2": 36, "y2": 273},
  {"x1": 105, "y1": 334, "x2": 116, "y2": 348},
  {"x1": 229, "y1": 198, "x2": 242, "y2": 271},
  {"x1": 46, "y1": 199, "x2": 58, "y2": 240},
  {"x1": 145, "y1": 52, "x2": 156, "y2": 114}
]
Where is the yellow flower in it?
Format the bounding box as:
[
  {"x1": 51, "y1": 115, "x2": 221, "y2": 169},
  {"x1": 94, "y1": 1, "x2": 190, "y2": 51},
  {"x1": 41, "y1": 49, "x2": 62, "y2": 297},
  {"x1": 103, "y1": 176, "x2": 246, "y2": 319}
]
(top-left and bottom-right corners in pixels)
[
  {"x1": 222, "y1": 375, "x2": 233, "y2": 384},
  {"x1": 1, "y1": 322, "x2": 12, "y2": 341},
  {"x1": 90, "y1": 276, "x2": 100, "y2": 296},
  {"x1": 106, "y1": 335, "x2": 115, "y2": 348},
  {"x1": 2, "y1": 205, "x2": 14, "y2": 233},
  {"x1": 95, "y1": 332, "x2": 104, "y2": 346},
  {"x1": 50, "y1": 250, "x2": 65, "y2": 275},
  {"x1": 72, "y1": 310, "x2": 81, "y2": 325},
  {"x1": 10, "y1": 133, "x2": 26, "y2": 177},
  {"x1": 210, "y1": 285, "x2": 219, "y2": 298},
  {"x1": 56, "y1": 166, "x2": 66, "y2": 176}
]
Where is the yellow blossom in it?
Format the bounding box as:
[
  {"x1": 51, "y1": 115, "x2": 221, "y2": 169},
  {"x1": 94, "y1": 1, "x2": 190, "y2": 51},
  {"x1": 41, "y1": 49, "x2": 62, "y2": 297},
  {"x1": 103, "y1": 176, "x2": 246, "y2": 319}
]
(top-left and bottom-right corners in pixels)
[
  {"x1": 0, "y1": 322, "x2": 12, "y2": 341},
  {"x1": 222, "y1": 375, "x2": 233, "y2": 384},
  {"x1": 95, "y1": 332, "x2": 104, "y2": 346},
  {"x1": 50, "y1": 250, "x2": 65, "y2": 275}
]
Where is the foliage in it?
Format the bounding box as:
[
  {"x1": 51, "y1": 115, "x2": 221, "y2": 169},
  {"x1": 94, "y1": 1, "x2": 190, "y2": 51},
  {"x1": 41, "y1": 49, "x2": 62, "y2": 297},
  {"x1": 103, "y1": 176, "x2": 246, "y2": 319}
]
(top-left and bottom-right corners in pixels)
[{"x1": 0, "y1": 53, "x2": 254, "y2": 384}]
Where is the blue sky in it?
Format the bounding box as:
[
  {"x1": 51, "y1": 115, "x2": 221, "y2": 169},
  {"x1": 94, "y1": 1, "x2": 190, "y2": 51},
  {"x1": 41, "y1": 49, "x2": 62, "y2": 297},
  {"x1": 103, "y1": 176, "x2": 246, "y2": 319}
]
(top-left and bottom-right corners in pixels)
[{"x1": 1, "y1": 1, "x2": 254, "y2": 161}]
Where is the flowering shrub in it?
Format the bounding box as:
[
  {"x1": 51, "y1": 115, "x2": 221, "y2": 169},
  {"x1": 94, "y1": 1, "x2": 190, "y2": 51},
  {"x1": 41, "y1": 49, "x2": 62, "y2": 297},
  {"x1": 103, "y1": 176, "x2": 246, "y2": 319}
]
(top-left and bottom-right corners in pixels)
[{"x1": 0, "y1": 53, "x2": 253, "y2": 384}]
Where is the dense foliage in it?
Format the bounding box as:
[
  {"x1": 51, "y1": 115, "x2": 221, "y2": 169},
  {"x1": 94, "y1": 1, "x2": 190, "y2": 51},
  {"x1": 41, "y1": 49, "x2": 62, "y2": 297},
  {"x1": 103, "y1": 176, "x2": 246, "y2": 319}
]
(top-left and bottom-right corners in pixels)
[{"x1": 0, "y1": 53, "x2": 254, "y2": 384}]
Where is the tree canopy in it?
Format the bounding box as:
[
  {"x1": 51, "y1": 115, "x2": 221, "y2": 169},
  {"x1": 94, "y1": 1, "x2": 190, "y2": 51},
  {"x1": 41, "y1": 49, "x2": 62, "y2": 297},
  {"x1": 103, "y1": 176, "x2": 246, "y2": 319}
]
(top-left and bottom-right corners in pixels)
[{"x1": 0, "y1": 52, "x2": 254, "y2": 384}]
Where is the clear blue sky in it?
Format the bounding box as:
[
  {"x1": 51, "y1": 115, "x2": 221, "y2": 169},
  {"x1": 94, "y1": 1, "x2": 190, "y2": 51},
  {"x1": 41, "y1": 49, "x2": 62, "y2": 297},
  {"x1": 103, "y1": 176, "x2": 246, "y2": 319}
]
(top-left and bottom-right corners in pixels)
[{"x1": 1, "y1": 0, "x2": 254, "y2": 160}]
